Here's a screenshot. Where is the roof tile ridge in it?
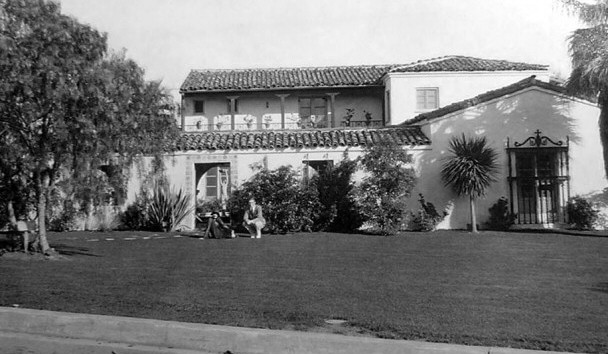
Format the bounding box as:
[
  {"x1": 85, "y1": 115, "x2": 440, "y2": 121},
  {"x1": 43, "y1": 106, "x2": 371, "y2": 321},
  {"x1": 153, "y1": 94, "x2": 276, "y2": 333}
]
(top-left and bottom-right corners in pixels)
[
  {"x1": 389, "y1": 55, "x2": 549, "y2": 73},
  {"x1": 190, "y1": 63, "x2": 401, "y2": 73},
  {"x1": 389, "y1": 55, "x2": 458, "y2": 72}
]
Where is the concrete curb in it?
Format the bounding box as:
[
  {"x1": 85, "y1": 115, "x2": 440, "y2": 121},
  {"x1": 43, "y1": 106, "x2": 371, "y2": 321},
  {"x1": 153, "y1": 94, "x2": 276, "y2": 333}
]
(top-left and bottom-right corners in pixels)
[{"x1": 0, "y1": 307, "x2": 574, "y2": 354}]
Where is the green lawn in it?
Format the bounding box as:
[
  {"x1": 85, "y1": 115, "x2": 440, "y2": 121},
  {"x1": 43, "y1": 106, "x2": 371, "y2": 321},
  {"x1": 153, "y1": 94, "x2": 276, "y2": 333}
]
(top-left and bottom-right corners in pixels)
[{"x1": 1, "y1": 230, "x2": 607, "y2": 353}]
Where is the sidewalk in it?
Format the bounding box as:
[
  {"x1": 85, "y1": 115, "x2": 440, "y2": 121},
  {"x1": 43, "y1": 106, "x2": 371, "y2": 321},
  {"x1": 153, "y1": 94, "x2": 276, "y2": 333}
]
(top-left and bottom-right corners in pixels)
[{"x1": 0, "y1": 307, "x2": 577, "y2": 354}]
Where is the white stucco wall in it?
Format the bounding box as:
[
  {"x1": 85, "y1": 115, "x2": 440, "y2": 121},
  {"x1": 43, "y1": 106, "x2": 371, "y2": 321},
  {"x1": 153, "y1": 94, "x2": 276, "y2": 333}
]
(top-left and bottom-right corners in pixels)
[
  {"x1": 125, "y1": 146, "x2": 380, "y2": 230},
  {"x1": 385, "y1": 71, "x2": 551, "y2": 125},
  {"x1": 409, "y1": 87, "x2": 603, "y2": 229}
]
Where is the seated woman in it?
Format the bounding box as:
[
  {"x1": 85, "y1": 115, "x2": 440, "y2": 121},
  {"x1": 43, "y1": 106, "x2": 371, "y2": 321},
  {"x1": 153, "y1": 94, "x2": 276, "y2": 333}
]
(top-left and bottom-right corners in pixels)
[
  {"x1": 243, "y1": 198, "x2": 265, "y2": 239},
  {"x1": 204, "y1": 211, "x2": 235, "y2": 239}
]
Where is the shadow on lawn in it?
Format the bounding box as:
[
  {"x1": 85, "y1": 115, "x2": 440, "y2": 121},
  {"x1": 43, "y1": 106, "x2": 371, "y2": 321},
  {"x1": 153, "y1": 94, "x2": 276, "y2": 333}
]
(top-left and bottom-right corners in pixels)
[
  {"x1": 509, "y1": 228, "x2": 608, "y2": 238},
  {"x1": 52, "y1": 244, "x2": 101, "y2": 257},
  {"x1": 590, "y1": 282, "x2": 608, "y2": 295}
]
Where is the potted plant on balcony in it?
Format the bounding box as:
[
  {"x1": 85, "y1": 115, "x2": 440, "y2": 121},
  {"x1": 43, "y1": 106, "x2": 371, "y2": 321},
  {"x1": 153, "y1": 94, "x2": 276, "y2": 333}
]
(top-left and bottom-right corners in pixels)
[
  {"x1": 244, "y1": 115, "x2": 255, "y2": 129},
  {"x1": 343, "y1": 108, "x2": 354, "y2": 127},
  {"x1": 364, "y1": 110, "x2": 373, "y2": 127},
  {"x1": 287, "y1": 113, "x2": 301, "y2": 128},
  {"x1": 263, "y1": 114, "x2": 273, "y2": 129},
  {"x1": 215, "y1": 114, "x2": 229, "y2": 130},
  {"x1": 310, "y1": 115, "x2": 317, "y2": 128}
]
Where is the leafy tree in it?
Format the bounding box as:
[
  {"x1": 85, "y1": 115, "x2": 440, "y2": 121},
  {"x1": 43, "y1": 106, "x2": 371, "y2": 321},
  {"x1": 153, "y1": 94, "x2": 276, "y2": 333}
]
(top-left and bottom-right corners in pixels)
[
  {"x1": 560, "y1": 0, "x2": 608, "y2": 179},
  {"x1": 313, "y1": 158, "x2": 363, "y2": 232},
  {"x1": 0, "y1": 128, "x2": 32, "y2": 228},
  {"x1": 356, "y1": 139, "x2": 417, "y2": 235},
  {"x1": 441, "y1": 134, "x2": 498, "y2": 233},
  {"x1": 0, "y1": 0, "x2": 178, "y2": 253}
]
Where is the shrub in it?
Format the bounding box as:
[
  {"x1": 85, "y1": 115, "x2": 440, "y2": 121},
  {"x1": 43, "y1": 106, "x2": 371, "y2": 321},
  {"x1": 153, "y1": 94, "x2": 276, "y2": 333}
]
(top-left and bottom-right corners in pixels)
[
  {"x1": 227, "y1": 166, "x2": 321, "y2": 234},
  {"x1": 120, "y1": 193, "x2": 150, "y2": 231},
  {"x1": 313, "y1": 158, "x2": 363, "y2": 232},
  {"x1": 48, "y1": 200, "x2": 80, "y2": 231},
  {"x1": 409, "y1": 194, "x2": 447, "y2": 231},
  {"x1": 486, "y1": 197, "x2": 516, "y2": 230},
  {"x1": 567, "y1": 196, "x2": 598, "y2": 230},
  {"x1": 148, "y1": 184, "x2": 193, "y2": 232},
  {"x1": 88, "y1": 206, "x2": 120, "y2": 231},
  {"x1": 356, "y1": 139, "x2": 417, "y2": 235}
]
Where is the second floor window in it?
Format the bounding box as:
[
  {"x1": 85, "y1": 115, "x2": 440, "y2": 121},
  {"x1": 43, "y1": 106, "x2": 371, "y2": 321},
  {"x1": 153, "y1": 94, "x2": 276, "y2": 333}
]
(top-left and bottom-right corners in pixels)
[
  {"x1": 227, "y1": 99, "x2": 239, "y2": 113},
  {"x1": 299, "y1": 97, "x2": 327, "y2": 128},
  {"x1": 416, "y1": 88, "x2": 439, "y2": 111},
  {"x1": 194, "y1": 100, "x2": 205, "y2": 114}
]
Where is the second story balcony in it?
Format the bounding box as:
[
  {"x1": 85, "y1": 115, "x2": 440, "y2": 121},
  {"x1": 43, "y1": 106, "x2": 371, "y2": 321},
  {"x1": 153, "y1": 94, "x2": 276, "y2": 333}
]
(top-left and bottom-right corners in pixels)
[{"x1": 183, "y1": 112, "x2": 384, "y2": 133}]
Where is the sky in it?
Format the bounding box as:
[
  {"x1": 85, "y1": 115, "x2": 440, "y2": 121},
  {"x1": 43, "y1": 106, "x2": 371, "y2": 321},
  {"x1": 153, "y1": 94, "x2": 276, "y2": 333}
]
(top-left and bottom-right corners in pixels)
[{"x1": 58, "y1": 0, "x2": 585, "y2": 101}]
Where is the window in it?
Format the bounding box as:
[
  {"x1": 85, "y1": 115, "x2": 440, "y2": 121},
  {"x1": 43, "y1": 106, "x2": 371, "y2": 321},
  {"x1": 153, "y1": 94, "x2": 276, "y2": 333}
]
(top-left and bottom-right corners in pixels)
[
  {"x1": 194, "y1": 100, "x2": 205, "y2": 114},
  {"x1": 299, "y1": 97, "x2": 328, "y2": 128},
  {"x1": 303, "y1": 160, "x2": 333, "y2": 186},
  {"x1": 416, "y1": 88, "x2": 439, "y2": 110},
  {"x1": 195, "y1": 163, "x2": 231, "y2": 203},
  {"x1": 509, "y1": 148, "x2": 569, "y2": 225},
  {"x1": 227, "y1": 98, "x2": 239, "y2": 113}
]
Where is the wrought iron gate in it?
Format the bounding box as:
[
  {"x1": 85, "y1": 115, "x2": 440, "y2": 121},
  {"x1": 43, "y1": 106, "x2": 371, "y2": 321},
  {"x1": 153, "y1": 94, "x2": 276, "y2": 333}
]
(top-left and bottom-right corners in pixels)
[{"x1": 507, "y1": 130, "x2": 569, "y2": 225}]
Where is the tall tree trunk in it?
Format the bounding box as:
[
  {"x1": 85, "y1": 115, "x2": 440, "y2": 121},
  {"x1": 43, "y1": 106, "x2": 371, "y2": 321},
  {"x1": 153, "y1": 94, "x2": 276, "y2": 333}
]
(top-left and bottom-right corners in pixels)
[
  {"x1": 35, "y1": 172, "x2": 51, "y2": 254},
  {"x1": 7, "y1": 199, "x2": 17, "y2": 228},
  {"x1": 469, "y1": 195, "x2": 478, "y2": 233},
  {"x1": 599, "y1": 90, "x2": 608, "y2": 180}
]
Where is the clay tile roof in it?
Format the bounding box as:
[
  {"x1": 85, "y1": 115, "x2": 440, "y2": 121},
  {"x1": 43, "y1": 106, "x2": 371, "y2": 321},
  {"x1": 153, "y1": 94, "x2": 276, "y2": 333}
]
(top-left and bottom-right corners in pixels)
[
  {"x1": 175, "y1": 127, "x2": 430, "y2": 151},
  {"x1": 389, "y1": 55, "x2": 548, "y2": 73},
  {"x1": 180, "y1": 56, "x2": 548, "y2": 93},
  {"x1": 401, "y1": 76, "x2": 568, "y2": 125},
  {"x1": 180, "y1": 66, "x2": 392, "y2": 93}
]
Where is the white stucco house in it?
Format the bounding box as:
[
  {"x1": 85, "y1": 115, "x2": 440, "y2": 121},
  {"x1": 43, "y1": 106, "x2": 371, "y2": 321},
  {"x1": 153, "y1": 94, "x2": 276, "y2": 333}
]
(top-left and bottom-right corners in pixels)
[{"x1": 126, "y1": 55, "x2": 604, "y2": 230}]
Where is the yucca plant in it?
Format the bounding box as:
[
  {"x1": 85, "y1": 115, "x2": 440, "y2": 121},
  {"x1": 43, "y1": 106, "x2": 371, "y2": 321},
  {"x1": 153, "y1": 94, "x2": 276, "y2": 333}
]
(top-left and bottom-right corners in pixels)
[
  {"x1": 148, "y1": 184, "x2": 193, "y2": 232},
  {"x1": 441, "y1": 134, "x2": 498, "y2": 233}
]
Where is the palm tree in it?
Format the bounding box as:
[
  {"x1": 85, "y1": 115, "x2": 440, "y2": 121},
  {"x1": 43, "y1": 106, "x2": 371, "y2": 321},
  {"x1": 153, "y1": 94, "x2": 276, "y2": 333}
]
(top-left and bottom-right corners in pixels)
[
  {"x1": 561, "y1": 0, "x2": 608, "y2": 179},
  {"x1": 441, "y1": 134, "x2": 498, "y2": 233}
]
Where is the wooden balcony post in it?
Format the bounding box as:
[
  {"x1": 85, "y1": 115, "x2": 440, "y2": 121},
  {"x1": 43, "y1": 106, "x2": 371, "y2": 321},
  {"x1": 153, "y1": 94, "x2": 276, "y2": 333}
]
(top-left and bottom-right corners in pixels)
[
  {"x1": 180, "y1": 97, "x2": 186, "y2": 132},
  {"x1": 227, "y1": 96, "x2": 239, "y2": 130},
  {"x1": 276, "y1": 94, "x2": 289, "y2": 130},
  {"x1": 326, "y1": 93, "x2": 339, "y2": 128}
]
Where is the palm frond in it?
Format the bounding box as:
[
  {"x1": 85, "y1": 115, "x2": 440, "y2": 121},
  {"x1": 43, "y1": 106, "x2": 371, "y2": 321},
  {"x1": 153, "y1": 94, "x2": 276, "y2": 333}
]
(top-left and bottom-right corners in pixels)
[
  {"x1": 441, "y1": 134, "x2": 498, "y2": 198},
  {"x1": 560, "y1": 0, "x2": 608, "y2": 26},
  {"x1": 566, "y1": 25, "x2": 608, "y2": 96}
]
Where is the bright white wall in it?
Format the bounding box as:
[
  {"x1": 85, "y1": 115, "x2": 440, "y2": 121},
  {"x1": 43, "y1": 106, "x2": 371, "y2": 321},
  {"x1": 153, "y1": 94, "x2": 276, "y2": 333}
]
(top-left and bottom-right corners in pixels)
[
  {"x1": 385, "y1": 71, "x2": 551, "y2": 125},
  {"x1": 126, "y1": 146, "x2": 373, "y2": 230},
  {"x1": 409, "y1": 87, "x2": 603, "y2": 229}
]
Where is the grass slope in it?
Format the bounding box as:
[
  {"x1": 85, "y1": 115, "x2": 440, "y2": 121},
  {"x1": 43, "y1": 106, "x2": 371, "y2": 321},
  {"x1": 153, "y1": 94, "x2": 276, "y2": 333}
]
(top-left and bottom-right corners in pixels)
[{"x1": 1, "y1": 230, "x2": 607, "y2": 353}]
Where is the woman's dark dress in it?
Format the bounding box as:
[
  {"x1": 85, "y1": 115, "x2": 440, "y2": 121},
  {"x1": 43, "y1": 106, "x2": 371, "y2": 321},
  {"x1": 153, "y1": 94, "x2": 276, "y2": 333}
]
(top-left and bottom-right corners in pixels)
[{"x1": 205, "y1": 217, "x2": 231, "y2": 239}]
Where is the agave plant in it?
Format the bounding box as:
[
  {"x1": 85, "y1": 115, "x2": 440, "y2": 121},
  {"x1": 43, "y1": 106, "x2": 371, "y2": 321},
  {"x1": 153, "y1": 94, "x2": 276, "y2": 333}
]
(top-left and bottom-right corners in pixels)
[
  {"x1": 148, "y1": 184, "x2": 193, "y2": 232},
  {"x1": 441, "y1": 134, "x2": 498, "y2": 233}
]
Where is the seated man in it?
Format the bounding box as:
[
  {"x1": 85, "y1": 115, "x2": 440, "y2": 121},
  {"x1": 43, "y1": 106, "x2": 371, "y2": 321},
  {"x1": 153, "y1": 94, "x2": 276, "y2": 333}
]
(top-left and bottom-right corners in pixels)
[
  {"x1": 204, "y1": 211, "x2": 234, "y2": 239},
  {"x1": 243, "y1": 198, "x2": 265, "y2": 239}
]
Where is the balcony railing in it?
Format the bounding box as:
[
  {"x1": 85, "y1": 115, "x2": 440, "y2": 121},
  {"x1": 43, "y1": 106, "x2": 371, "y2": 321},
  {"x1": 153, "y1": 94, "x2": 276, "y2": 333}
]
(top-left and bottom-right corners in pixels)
[{"x1": 183, "y1": 113, "x2": 384, "y2": 132}]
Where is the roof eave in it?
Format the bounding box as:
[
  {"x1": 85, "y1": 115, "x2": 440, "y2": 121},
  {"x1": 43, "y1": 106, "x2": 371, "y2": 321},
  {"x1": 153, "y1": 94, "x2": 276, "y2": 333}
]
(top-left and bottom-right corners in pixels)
[{"x1": 180, "y1": 84, "x2": 385, "y2": 95}]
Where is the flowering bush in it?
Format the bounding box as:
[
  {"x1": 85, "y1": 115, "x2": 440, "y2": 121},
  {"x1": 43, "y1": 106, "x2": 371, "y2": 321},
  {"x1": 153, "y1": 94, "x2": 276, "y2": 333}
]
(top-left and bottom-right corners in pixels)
[
  {"x1": 312, "y1": 158, "x2": 363, "y2": 232},
  {"x1": 485, "y1": 197, "x2": 516, "y2": 230},
  {"x1": 408, "y1": 194, "x2": 448, "y2": 231},
  {"x1": 567, "y1": 196, "x2": 598, "y2": 230},
  {"x1": 227, "y1": 166, "x2": 321, "y2": 233},
  {"x1": 356, "y1": 139, "x2": 417, "y2": 235}
]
